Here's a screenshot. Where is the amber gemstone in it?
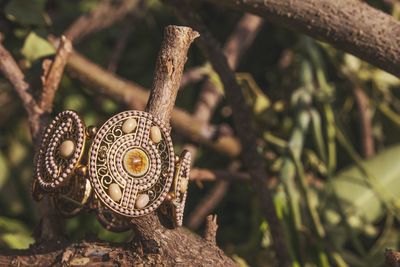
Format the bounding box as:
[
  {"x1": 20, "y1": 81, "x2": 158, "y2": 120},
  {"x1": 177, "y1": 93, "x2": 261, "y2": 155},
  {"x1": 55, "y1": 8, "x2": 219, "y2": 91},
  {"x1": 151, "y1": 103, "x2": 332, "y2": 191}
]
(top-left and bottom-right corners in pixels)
[{"x1": 123, "y1": 148, "x2": 149, "y2": 177}]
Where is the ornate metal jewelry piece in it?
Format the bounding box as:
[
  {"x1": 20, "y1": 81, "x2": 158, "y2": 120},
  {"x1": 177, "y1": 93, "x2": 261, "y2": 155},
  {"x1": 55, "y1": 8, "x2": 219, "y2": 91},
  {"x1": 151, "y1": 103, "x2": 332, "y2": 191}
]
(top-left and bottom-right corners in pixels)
[
  {"x1": 88, "y1": 110, "x2": 175, "y2": 217},
  {"x1": 32, "y1": 110, "x2": 191, "y2": 230}
]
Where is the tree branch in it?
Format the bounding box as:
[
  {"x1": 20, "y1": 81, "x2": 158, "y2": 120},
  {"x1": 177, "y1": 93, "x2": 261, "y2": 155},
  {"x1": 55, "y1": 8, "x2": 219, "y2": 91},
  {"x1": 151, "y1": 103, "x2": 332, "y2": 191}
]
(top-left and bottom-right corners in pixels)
[
  {"x1": 65, "y1": 50, "x2": 241, "y2": 157},
  {"x1": 39, "y1": 36, "x2": 72, "y2": 113},
  {"x1": 145, "y1": 26, "x2": 199, "y2": 127},
  {"x1": 190, "y1": 167, "x2": 250, "y2": 182},
  {"x1": 204, "y1": 215, "x2": 218, "y2": 245},
  {"x1": 353, "y1": 86, "x2": 375, "y2": 158},
  {"x1": 0, "y1": 42, "x2": 40, "y2": 129},
  {"x1": 187, "y1": 180, "x2": 229, "y2": 230},
  {"x1": 168, "y1": 2, "x2": 291, "y2": 266},
  {"x1": 201, "y1": 0, "x2": 400, "y2": 77},
  {"x1": 129, "y1": 25, "x2": 235, "y2": 266},
  {"x1": 64, "y1": 0, "x2": 141, "y2": 43}
]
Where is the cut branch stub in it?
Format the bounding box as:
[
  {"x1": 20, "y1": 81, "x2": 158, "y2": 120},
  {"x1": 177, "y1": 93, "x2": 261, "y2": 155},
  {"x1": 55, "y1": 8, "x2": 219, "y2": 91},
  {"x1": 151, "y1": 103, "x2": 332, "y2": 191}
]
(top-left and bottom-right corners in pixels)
[{"x1": 146, "y1": 25, "x2": 199, "y2": 127}]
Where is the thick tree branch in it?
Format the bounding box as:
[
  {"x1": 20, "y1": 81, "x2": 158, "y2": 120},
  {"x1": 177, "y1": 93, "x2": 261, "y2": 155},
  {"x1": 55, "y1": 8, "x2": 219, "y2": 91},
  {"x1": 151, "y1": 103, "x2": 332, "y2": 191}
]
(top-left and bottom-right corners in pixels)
[
  {"x1": 129, "y1": 25, "x2": 235, "y2": 266},
  {"x1": 0, "y1": 235, "x2": 231, "y2": 266},
  {"x1": 168, "y1": 2, "x2": 291, "y2": 266},
  {"x1": 145, "y1": 26, "x2": 199, "y2": 126},
  {"x1": 202, "y1": 0, "x2": 400, "y2": 77}
]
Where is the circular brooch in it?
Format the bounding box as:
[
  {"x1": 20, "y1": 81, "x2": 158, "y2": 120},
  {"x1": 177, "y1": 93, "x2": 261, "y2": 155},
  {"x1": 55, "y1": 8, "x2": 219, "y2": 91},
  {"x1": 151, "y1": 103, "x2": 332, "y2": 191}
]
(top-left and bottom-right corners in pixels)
[
  {"x1": 34, "y1": 110, "x2": 86, "y2": 191},
  {"x1": 88, "y1": 110, "x2": 175, "y2": 218}
]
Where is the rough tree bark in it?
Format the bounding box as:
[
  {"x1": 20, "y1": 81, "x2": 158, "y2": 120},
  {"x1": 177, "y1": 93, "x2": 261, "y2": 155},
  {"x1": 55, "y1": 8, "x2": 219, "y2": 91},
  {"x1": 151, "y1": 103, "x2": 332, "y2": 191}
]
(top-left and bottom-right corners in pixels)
[
  {"x1": 202, "y1": 0, "x2": 400, "y2": 77},
  {"x1": 0, "y1": 26, "x2": 236, "y2": 266}
]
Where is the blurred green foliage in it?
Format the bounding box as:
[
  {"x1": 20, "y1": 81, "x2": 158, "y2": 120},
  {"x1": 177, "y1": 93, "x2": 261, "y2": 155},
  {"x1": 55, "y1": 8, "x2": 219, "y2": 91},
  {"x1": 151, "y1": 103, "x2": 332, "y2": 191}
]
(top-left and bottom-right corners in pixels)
[{"x1": 0, "y1": 0, "x2": 400, "y2": 266}]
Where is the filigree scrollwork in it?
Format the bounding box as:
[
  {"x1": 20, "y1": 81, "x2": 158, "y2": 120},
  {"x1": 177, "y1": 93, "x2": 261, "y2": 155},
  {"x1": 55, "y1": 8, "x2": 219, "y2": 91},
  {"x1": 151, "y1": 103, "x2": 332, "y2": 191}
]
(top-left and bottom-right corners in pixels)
[{"x1": 52, "y1": 174, "x2": 92, "y2": 217}]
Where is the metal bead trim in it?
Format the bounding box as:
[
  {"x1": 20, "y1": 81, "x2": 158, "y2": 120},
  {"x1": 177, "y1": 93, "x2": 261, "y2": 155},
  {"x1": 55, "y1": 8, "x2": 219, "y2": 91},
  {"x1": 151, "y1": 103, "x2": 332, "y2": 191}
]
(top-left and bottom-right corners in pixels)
[
  {"x1": 95, "y1": 200, "x2": 132, "y2": 232},
  {"x1": 34, "y1": 110, "x2": 86, "y2": 191},
  {"x1": 172, "y1": 150, "x2": 191, "y2": 227}
]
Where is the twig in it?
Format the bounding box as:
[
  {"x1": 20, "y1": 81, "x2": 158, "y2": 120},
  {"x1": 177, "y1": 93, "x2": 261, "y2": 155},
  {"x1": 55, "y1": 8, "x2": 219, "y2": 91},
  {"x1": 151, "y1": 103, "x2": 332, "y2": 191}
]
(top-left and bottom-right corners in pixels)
[
  {"x1": 224, "y1": 14, "x2": 264, "y2": 69},
  {"x1": 168, "y1": 3, "x2": 291, "y2": 266},
  {"x1": 204, "y1": 215, "x2": 218, "y2": 245},
  {"x1": 0, "y1": 42, "x2": 40, "y2": 134},
  {"x1": 187, "y1": 180, "x2": 229, "y2": 230},
  {"x1": 107, "y1": 23, "x2": 133, "y2": 73},
  {"x1": 353, "y1": 86, "x2": 375, "y2": 158},
  {"x1": 190, "y1": 167, "x2": 250, "y2": 182},
  {"x1": 180, "y1": 66, "x2": 208, "y2": 87},
  {"x1": 39, "y1": 36, "x2": 72, "y2": 113},
  {"x1": 65, "y1": 0, "x2": 141, "y2": 43}
]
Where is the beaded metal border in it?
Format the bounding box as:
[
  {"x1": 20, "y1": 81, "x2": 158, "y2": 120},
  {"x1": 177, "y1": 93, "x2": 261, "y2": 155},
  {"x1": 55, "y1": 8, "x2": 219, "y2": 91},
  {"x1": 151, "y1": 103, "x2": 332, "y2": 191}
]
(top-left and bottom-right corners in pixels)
[{"x1": 34, "y1": 110, "x2": 86, "y2": 191}]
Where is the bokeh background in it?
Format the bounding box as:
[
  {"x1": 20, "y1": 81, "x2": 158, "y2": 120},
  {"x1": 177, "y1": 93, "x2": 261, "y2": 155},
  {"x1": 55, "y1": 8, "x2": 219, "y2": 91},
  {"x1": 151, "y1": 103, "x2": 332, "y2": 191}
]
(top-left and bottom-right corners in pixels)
[{"x1": 1, "y1": 0, "x2": 400, "y2": 266}]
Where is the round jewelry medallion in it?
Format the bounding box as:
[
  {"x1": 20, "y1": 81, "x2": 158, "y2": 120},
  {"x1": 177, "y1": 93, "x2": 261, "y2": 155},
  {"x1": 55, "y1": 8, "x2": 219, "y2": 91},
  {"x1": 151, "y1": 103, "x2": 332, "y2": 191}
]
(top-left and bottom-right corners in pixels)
[
  {"x1": 34, "y1": 110, "x2": 86, "y2": 191},
  {"x1": 88, "y1": 110, "x2": 175, "y2": 217}
]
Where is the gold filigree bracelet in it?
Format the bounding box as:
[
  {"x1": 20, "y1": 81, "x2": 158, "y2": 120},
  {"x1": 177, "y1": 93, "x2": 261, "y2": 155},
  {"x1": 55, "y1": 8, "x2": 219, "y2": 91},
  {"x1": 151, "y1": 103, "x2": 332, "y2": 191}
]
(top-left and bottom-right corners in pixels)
[{"x1": 32, "y1": 110, "x2": 191, "y2": 230}]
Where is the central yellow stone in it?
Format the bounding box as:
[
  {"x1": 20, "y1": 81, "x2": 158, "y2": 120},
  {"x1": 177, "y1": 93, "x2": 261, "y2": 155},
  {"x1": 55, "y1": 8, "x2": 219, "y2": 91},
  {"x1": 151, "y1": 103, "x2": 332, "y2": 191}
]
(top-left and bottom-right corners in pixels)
[{"x1": 123, "y1": 148, "x2": 149, "y2": 177}]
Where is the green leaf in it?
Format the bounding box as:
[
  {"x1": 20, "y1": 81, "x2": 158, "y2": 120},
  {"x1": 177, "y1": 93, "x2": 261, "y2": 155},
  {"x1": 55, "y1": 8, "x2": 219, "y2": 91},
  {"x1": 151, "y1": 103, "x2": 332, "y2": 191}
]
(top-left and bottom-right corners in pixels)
[
  {"x1": 21, "y1": 32, "x2": 55, "y2": 62},
  {"x1": 1, "y1": 233, "x2": 33, "y2": 249},
  {"x1": 0, "y1": 216, "x2": 33, "y2": 249},
  {"x1": 329, "y1": 145, "x2": 400, "y2": 224},
  {"x1": 4, "y1": 0, "x2": 48, "y2": 26}
]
